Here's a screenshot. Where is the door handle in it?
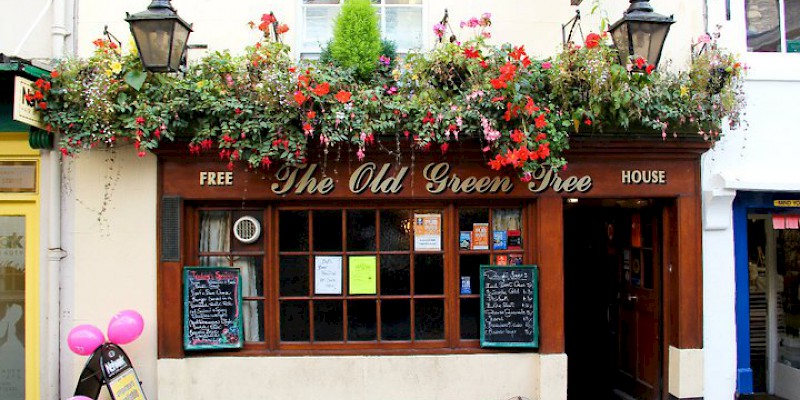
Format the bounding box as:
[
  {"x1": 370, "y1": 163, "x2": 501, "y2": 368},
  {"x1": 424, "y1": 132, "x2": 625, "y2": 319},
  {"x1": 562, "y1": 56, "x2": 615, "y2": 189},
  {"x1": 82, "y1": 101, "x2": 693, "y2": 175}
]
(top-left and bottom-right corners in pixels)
[{"x1": 627, "y1": 294, "x2": 638, "y2": 302}]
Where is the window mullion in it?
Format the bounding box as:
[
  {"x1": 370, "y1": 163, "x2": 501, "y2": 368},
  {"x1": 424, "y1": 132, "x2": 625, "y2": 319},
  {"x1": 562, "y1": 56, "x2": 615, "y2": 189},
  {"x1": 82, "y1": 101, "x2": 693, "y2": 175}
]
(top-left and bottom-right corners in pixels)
[{"x1": 779, "y1": 0, "x2": 788, "y2": 51}]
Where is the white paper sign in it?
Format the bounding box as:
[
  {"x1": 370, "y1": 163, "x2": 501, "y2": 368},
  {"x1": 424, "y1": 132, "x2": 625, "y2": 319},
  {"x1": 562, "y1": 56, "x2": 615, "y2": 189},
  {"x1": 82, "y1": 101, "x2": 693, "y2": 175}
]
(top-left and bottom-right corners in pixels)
[
  {"x1": 413, "y1": 213, "x2": 441, "y2": 251},
  {"x1": 315, "y1": 256, "x2": 342, "y2": 294}
]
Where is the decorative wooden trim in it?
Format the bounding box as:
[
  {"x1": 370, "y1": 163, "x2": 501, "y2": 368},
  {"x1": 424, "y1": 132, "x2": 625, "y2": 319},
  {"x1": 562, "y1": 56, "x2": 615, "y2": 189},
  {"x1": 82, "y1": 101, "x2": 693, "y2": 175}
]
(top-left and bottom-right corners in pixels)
[{"x1": 536, "y1": 196, "x2": 564, "y2": 354}]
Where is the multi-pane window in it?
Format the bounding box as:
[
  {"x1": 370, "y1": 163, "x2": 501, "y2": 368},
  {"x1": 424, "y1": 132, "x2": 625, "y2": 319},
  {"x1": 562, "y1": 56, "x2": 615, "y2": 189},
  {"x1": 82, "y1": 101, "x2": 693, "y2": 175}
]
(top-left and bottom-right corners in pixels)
[
  {"x1": 300, "y1": 0, "x2": 424, "y2": 57},
  {"x1": 191, "y1": 204, "x2": 526, "y2": 352},
  {"x1": 746, "y1": 0, "x2": 800, "y2": 52}
]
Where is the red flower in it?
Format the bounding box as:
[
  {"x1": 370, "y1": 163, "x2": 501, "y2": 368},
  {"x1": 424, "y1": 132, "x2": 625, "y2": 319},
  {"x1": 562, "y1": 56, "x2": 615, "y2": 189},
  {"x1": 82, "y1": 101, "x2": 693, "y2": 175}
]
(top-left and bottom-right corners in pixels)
[
  {"x1": 311, "y1": 82, "x2": 330, "y2": 96},
  {"x1": 50, "y1": 70, "x2": 60, "y2": 78},
  {"x1": 59, "y1": 147, "x2": 68, "y2": 156},
  {"x1": 536, "y1": 133, "x2": 547, "y2": 141},
  {"x1": 297, "y1": 75, "x2": 309, "y2": 88},
  {"x1": 33, "y1": 91, "x2": 43, "y2": 100},
  {"x1": 479, "y1": 60, "x2": 489, "y2": 69},
  {"x1": 92, "y1": 39, "x2": 105, "y2": 47},
  {"x1": 276, "y1": 24, "x2": 289, "y2": 34},
  {"x1": 534, "y1": 113, "x2": 547, "y2": 129},
  {"x1": 234, "y1": 108, "x2": 242, "y2": 115},
  {"x1": 517, "y1": 146, "x2": 530, "y2": 161},
  {"x1": 646, "y1": 64, "x2": 655, "y2": 74},
  {"x1": 38, "y1": 102, "x2": 47, "y2": 110},
  {"x1": 499, "y1": 62, "x2": 517, "y2": 81},
  {"x1": 335, "y1": 90, "x2": 351, "y2": 103},
  {"x1": 288, "y1": 66, "x2": 297, "y2": 73},
  {"x1": 524, "y1": 97, "x2": 540, "y2": 115},
  {"x1": 201, "y1": 139, "x2": 214, "y2": 150},
  {"x1": 537, "y1": 143, "x2": 550, "y2": 159},
  {"x1": 488, "y1": 155, "x2": 504, "y2": 171},
  {"x1": 585, "y1": 33, "x2": 601, "y2": 49},
  {"x1": 511, "y1": 129, "x2": 525, "y2": 143},
  {"x1": 584, "y1": 118, "x2": 592, "y2": 126},
  {"x1": 521, "y1": 57, "x2": 531, "y2": 68},
  {"x1": 35, "y1": 79, "x2": 45, "y2": 88},
  {"x1": 463, "y1": 47, "x2": 480, "y2": 59},
  {"x1": 490, "y1": 78, "x2": 507, "y2": 89},
  {"x1": 261, "y1": 13, "x2": 276, "y2": 25},
  {"x1": 509, "y1": 46, "x2": 526, "y2": 61},
  {"x1": 136, "y1": 117, "x2": 146, "y2": 124},
  {"x1": 307, "y1": 111, "x2": 316, "y2": 119},
  {"x1": 635, "y1": 57, "x2": 647, "y2": 69},
  {"x1": 440, "y1": 143, "x2": 449, "y2": 154},
  {"x1": 293, "y1": 91, "x2": 307, "y2": 105},
  {"x1": 503, "y1": 102, "x2": 520, "y2": 122},
  {"x1": 261, "y1": 156, "x2": 272, "y2": 168}
]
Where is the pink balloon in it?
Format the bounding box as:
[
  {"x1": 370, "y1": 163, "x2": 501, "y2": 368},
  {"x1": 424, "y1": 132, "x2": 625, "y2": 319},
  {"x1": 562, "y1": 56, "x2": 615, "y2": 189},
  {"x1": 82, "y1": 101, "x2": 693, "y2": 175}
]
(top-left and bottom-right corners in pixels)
[
  {"x1": 107, "y1": 310, "x2": 144, "y2": 345},
  {"x1": 67, "y1": 325, "x2": 104, "y2": 356},
  {"x1": 67, "y1": 396, "x2": 94, "y2": 400}
]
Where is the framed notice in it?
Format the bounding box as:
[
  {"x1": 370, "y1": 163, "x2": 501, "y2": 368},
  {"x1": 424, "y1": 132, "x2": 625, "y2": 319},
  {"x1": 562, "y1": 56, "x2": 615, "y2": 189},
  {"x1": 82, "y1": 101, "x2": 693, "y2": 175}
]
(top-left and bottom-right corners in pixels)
[
  {"x1": 413, "y1": 213, "x2": 441, "y2": 251},
  {"x1": 183, "y1": 266, "x2": 244, "y2": 350},
  {"x1": 315, "y1": 256, "x2": 342, "y2": 294},
  {"x1": 479, "y1": 264, "x2": 539, "y2": 348}
]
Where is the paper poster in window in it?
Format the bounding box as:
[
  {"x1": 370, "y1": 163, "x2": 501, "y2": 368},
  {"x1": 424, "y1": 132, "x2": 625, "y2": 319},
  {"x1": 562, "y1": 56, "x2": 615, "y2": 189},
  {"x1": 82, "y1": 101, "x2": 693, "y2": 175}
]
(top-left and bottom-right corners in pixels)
[
  {"x1": 315, "y1": 256, "x2": 343, "y2": 295},
  {"x1": 413, "y1": 213, "x2": 441, "y2": 251},
  {"x1": 349, "y1": 256, "x2": 377, "y2": 295}
]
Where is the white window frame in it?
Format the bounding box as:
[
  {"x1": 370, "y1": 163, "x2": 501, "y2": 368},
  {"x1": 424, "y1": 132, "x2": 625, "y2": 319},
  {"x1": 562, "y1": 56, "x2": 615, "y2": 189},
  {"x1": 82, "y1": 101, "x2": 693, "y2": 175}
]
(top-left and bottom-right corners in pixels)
[
  {"x1": 296, "y1": 0, "x2": 429, "y2": 59},
  {"x1": 733, "y1": 0, "x2": 800, "y2": 81}
]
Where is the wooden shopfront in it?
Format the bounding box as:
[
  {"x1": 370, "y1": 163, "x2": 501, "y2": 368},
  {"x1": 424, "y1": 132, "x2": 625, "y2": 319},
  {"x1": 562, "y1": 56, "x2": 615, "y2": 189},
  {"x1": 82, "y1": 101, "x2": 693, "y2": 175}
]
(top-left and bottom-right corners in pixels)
[{"x1": 155, "y1": 138, "x2": 706, "y2": 400}]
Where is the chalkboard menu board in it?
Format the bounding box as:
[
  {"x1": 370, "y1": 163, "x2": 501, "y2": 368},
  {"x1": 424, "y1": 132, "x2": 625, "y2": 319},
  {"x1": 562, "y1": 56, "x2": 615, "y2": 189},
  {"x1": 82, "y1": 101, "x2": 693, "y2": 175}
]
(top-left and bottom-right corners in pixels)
[
  {"x1": 183, "y1": 267, "x2": 243, "y2": 350},
  {"x1": 480, "y1": 265, "x2": 539, "y2": 348}
]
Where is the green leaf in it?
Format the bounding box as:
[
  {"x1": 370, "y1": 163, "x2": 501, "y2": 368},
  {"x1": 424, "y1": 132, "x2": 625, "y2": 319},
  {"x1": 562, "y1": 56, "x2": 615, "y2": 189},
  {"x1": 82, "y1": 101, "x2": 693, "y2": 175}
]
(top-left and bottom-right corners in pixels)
[{"x1": 124, "y1": 70, "x2": 148, "y2": 91}]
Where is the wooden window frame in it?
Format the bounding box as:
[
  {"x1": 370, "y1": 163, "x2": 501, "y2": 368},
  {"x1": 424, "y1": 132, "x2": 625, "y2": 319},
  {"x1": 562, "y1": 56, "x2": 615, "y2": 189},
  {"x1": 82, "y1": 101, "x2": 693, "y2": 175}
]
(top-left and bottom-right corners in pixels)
[{"x1": 165, "y1": 199, "x2": 532, "y2": 356}]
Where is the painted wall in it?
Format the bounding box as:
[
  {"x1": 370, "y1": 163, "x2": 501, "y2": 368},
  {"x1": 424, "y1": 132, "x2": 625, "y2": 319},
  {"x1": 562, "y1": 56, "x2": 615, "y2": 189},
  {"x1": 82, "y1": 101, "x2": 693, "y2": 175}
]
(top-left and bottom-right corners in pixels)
[
  {"x1": 59, "y1": 149, "x2": 158, "y2": 399},
  {"x1": 0, "y1": 0, "x2": 54, "y2": 61},
  {"x1": 702, "y1": 0, "x2": 800, "y2": 398},
  {"x1": 158, "y1": 354, "x2": 547, "y2": 400}
]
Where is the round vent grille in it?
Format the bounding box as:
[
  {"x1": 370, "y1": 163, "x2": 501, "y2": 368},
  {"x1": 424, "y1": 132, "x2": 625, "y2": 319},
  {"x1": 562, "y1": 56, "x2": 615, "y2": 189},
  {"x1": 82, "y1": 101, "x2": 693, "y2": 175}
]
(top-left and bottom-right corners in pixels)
[{"x1": 233, "y1": 216, "x2": 261, "y2": 244}]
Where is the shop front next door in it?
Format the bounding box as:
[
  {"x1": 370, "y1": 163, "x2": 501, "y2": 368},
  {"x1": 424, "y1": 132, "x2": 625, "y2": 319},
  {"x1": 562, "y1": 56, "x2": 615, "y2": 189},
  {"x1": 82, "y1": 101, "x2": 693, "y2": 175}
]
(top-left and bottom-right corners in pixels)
[{"x1": 565, "y1": 200, "x2": 662, "y2": 400}]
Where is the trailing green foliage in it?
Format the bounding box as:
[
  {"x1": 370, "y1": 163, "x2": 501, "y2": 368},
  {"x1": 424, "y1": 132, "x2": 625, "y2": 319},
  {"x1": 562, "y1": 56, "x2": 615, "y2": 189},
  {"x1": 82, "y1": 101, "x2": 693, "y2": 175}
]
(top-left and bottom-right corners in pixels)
[{"x1": 34, "y1": 13, "x2": 745, "y2": 177}]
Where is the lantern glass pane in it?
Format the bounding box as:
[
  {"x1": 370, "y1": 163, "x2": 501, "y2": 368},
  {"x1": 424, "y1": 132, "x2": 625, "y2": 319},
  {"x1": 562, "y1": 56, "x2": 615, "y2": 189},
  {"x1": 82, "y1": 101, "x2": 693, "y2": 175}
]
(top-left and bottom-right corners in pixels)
[
  {"x1": 169, "y1": 22, "x2": 191, "y2": 71},
  {"x1": 131, "y1": 20, "x2": 172, "y2": 69},
  {"x1": 630, "y1": 21, "x2": 670, "y2": 67},
  {"x1": 610, "y1": 22, "x2": 630, "y2": 64}
]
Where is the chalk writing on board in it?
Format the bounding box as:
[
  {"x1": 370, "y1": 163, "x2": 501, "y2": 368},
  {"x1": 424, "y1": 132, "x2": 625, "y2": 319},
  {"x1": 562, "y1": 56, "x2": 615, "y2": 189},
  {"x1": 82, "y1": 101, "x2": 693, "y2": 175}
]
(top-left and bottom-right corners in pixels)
[
  {"x1": 480, "y1": 265, "x2": 538, "y2": 348},
  {"x1": 184, "y1": 267, "x2": 243, "y2": 350}
]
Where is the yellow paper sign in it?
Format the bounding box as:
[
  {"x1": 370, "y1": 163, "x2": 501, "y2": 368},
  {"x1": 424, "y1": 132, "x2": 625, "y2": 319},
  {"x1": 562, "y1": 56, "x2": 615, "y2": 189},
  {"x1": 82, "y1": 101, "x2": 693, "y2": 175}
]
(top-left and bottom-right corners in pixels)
[
  {"x1": 109, "y1": 368, "x2": 146, "y2": 400},
  {"x1": 349, "y1": 256, "x2": 377, "y2": 294}
]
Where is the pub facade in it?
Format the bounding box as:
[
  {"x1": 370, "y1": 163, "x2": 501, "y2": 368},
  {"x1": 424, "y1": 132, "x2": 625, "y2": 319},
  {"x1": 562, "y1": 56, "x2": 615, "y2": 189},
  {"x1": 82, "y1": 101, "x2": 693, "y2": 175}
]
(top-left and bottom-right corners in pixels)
[{"x1": 44, "y1": 1, "x2": 722, "y2": 399}]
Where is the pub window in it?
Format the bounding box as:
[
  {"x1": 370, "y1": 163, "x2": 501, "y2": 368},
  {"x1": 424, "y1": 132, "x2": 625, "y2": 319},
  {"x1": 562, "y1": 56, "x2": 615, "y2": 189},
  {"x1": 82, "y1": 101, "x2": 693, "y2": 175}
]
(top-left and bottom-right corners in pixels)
[{"x1": 189, "y1": 203, "x2": 527, "y2": 352}]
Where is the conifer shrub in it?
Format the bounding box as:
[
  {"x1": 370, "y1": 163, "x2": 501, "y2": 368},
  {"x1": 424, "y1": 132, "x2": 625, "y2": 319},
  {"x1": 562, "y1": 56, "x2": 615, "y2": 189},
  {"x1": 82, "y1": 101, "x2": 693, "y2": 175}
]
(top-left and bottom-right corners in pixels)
[{"x1": 329, "y1": 0, "x2": 382, "y2": 79}]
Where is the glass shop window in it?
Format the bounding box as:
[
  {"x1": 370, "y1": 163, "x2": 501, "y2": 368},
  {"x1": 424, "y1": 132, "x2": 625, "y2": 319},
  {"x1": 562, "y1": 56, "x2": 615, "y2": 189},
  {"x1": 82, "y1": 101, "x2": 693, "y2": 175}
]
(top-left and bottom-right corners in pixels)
[{"x1": 189, "y1": 203, "x2": 528, "y2": 352}]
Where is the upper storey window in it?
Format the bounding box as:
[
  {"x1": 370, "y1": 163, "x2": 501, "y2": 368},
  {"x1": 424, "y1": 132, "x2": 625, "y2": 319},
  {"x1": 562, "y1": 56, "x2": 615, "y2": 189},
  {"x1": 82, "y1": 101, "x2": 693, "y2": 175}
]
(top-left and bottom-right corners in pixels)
[
  {"x1": 300, "y1": 0, "x2": 424, "y2": 57},
  {"x1": 746, "y1": 0, "x2": 800, "y2": 52}
]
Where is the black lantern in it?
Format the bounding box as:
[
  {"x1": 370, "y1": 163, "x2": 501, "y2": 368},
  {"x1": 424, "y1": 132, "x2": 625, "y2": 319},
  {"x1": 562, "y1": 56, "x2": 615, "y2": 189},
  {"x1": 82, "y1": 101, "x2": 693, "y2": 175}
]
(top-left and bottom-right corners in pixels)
[
  {"x1": 126, "y1": 0, "x2": 192, "y2": 73},
  {"x1": 608, "y1": 0, "x2": 674, "y2": 69}
]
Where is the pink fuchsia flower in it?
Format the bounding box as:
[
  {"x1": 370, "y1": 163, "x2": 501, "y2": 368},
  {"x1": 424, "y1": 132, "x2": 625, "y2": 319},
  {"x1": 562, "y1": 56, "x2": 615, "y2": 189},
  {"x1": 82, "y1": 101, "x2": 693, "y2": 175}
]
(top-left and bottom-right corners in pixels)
[
  {"x1": 357, "y1": 147, "x2": 365, "y2": 161},
  {"x1": 542, "y1": 61, "x2": 553, "y2": 70},
  {"x1": 480, "y1": 13, "x2": 491, "y2": 26},
  {"x1": 379, "y1": 55, "x2": 391, "y2": 66},
  {"x1": 433, "y1": 23, "x2": 446, "y2": 38},
  {"x1": 698, "y1": 33, "x2": 712, "y2": 44}
]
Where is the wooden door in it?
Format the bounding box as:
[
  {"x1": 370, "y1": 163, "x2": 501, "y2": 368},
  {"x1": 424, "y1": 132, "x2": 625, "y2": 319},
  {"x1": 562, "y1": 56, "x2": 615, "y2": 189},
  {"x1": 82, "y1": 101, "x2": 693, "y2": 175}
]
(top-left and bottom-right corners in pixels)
[{"x1": 615, "y1": 209, "x2": 662, "y2": 400}]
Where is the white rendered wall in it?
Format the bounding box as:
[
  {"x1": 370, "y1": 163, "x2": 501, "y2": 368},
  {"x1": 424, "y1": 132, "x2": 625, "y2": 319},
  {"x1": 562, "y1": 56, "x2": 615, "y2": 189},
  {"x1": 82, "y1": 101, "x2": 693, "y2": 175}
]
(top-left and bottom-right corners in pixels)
[
  {"x1": 59, "y1": 148, "x2": 158, "y2": 399},
  {"x1": 0, "y1": 0, "x2": 54, "y2": 61},
  {"x1": 702, "y1": 0, "x2": 800, "y2": 398},
  {"x1": 158, "y1": 354, "x2": 542, "y2": 400}
]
